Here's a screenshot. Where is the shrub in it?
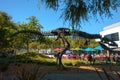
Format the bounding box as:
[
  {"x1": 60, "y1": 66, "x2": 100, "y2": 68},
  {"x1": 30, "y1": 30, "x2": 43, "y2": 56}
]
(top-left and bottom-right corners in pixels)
[
  {"x1": 0, "y1": 62, "x2": 9, "y2": 72},
  {"x1": 13, "y1": 64, "x2": 43, "y2": 80}
]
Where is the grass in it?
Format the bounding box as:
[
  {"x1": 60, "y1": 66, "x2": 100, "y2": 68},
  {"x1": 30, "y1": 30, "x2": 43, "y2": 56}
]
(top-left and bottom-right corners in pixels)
[
  {"x1": 7, "y1": 52, "x2": 56, "y2": 65},
  {"x1": 2, "y1": 52, "x2": 119, "y2": 67}
]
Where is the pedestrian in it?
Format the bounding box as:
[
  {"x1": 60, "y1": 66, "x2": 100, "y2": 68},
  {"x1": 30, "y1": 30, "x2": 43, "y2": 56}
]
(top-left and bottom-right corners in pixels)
[{"x1": 66, "y1": 49, "x2": 71, "y2": 59}]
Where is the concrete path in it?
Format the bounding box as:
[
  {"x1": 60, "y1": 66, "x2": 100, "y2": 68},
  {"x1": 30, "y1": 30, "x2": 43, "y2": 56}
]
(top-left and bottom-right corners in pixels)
[
  {"x1": 42, "y1": 72, "x2": 118, "y2": 80},
  {"x1": 0, "y1": 71, "x2": 118, "y2": 80}
]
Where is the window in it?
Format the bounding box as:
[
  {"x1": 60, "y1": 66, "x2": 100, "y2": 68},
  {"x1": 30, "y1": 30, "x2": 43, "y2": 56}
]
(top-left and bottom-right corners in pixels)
[{"x1": 105, "y1": 32, "x2": 119, "y2": 41}]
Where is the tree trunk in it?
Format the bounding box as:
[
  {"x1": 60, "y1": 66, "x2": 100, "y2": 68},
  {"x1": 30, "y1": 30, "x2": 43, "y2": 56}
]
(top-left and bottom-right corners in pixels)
[{"x1": 26, "y1": 40, "x2": 29, "y2": 52}]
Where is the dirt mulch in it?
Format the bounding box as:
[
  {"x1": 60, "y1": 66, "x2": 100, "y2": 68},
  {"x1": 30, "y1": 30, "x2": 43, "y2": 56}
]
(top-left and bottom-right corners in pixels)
[
  {"x1": 7, "y1": 63, "x2": 120, "y2": 74},
  {"x1": 0, "y1": 63, "x2": 120, "y2": 80},
  {"x1": 0, "y1": 63, "x2": 120, "y2": 79}
]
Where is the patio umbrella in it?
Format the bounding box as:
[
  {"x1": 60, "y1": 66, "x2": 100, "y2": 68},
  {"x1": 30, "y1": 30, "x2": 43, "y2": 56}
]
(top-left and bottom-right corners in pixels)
[
  {"x1": 94, "y1": 45, "x2": 104, "y2": 50},
  {"x1": 54, "y1": 48, "x2": 62, "y2": 52},
  {"x1": 84, "y1": 47, "x2": 95, "y2": 52},
  {"x1": 80, "y1": 48, "x2": 86, "y2": 51}
]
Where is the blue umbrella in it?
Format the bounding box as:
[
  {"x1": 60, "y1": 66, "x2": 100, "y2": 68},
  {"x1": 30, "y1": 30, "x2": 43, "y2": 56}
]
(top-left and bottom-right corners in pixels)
[
  {"x1": 85, "y1": 47, "x2": 95, "y2": 51},
  {"x1": 94, "y1": 45, "x2": 104, "y2": 50},
  {"x1": 80, "y1": 48, "x2": 86, "y2": 51}
]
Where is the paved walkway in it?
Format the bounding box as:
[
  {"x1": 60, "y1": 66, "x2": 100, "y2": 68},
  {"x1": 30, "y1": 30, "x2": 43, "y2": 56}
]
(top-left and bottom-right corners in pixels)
[
  {"x1": 42, "y1": 72, "x2": 118, "y2": 80},
  {"x1": 0, "y1": 72, "x2": 119, "y2": 80}
]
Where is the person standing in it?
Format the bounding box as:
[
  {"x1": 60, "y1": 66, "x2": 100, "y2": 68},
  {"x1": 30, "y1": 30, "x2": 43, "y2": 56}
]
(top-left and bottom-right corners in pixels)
[{"x1": 66, "y1": 49, "x2": 71, "y2": 59}]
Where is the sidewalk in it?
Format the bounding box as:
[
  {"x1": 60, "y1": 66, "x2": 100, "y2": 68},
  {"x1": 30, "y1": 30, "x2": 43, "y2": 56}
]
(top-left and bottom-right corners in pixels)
[
  {"x1": 42, "y1": 72, "x2": 118, "y2": 80},
  {"x1": 0, "y1": 72, "x2": 119, "y2": 80}
]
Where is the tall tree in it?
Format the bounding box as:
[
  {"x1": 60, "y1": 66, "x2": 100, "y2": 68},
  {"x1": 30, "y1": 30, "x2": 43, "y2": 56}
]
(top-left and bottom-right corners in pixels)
[
  {"x1": 16, "y1": 16, "x2": 43, "y2": 52},
  {"x1": 39, "y1": 0, "x2": 120, "y2": 29},
  {"x1": 0, "y1": 11, "x2": 17, "y2": 49},
  {"x1": 26, "y1": 16, "x2": 43, "y2": 31}
]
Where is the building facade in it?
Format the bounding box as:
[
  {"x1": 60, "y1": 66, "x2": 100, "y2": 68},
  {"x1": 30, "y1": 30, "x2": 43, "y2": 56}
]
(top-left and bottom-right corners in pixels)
[{"x1": 100, "y1": 22, "x2": 120, "y2": 48}]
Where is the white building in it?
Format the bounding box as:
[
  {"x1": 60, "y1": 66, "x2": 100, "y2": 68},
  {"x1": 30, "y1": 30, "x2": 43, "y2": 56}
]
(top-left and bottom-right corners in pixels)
[{"x1": 100, "y1": 22, "x2": 120, "y2": 48}]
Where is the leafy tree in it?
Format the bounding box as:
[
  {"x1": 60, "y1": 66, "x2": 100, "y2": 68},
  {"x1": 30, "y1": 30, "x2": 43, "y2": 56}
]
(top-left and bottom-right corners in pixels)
[
  {"x1": 39, "y1": 0, "x2": 120, "y2": 29},
  {"x1": 88, "y1": 39, "x2": 99, "y2": 48},
  {"x1": 0, "y1": 11, "x2": 17, "y2": 49},
  {"x1": 26, "y1": 16, "x2": 43, "y2": 31},
  {"x1": 14, "y1": 16, "x2": 43, "y2": 52},
  {"x1": 36, "y1": 37, "x2": 51, "y2": 49},
  {"x1": 29, "y1": 42, "x2": 39, "y2": 50},
  {"x1": 38, "y1": 37, "x2": 59, "y2": 49}
]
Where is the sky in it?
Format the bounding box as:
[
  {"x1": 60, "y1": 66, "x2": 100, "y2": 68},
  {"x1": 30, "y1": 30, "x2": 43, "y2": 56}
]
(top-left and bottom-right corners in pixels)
[{"x1": 0, "y1": 0, "x2": 120, "y2": 34}]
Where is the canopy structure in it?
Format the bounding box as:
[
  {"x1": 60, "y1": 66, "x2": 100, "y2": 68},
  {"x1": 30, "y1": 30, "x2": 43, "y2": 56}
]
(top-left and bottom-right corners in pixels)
[
  {"x1": 54, "y1": 48, "x2": 62, "y2": 52},
  {"x1": 80, "y1": 48, "x2": 86, "y2": 51},
  {"x1": 94, "y1": 45, "x2": 104, "y2": 50},
  {"x1": 84, "y1": 47, "x2": 95, "y2": 52}
]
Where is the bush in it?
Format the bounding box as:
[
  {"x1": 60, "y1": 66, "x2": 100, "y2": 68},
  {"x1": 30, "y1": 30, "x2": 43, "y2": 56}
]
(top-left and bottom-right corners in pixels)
[
  {"x1": 0, "y1": 62, "x2": 9, "y2": 72},
  {"x1": 13, "y1": 64, "x2": 41, "y2": 80}
]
